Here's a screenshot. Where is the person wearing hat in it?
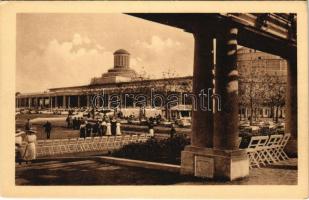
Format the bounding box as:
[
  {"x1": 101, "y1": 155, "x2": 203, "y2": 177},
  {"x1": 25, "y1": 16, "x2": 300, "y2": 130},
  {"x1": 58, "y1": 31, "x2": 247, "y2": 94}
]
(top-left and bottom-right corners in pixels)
[
  {"x1": 23, "y1": 129, "x2": 37, "y2": 163},
  {"x1": 24, "y1": 119, "x2": 32, "y2": 132},
  {"x1": 15, "y1": 130, "x2": 25, "y2": 165},
  {"x1": 43, "y1": 120, "x2": 52, "y2": 139}
]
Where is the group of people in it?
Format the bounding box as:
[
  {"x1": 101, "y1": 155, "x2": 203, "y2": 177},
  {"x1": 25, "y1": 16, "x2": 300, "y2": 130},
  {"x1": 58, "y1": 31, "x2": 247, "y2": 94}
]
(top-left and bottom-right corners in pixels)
[
  {"x1": 147, "y1": 118, "x2": 176, "y2": 138},
  {"x1": 15, "y1": 119, "x2": 38, "y2": 164},
  {"x1": 79, "y1": 118, "x2": 121, "y2": 138},
  {"x1": 66, "y1": 116, "x2": 83, "y2": 130}
]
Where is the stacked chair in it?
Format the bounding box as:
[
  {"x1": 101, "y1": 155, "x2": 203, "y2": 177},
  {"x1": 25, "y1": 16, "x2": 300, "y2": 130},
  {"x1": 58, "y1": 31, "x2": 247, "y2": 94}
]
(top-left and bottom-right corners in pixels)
[
  {"x1": 35, "y1": 134, "x2": 151, "y2": 158},
  {"x1": 243, "y1": 133, "x2": 291, "y2": 168}
]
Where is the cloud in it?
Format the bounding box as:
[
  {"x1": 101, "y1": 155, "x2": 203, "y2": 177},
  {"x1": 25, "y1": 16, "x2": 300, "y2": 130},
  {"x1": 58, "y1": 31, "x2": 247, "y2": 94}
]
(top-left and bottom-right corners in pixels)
[
  {"x1": 16, "y1": 34, "x2": 113, "y2": 93},
  {"x1": 136, "y1": 35, "x2": 183, "y2": 53},
  {"x1": 132, "y1": 35, "x2": 193, "y2": 79}
]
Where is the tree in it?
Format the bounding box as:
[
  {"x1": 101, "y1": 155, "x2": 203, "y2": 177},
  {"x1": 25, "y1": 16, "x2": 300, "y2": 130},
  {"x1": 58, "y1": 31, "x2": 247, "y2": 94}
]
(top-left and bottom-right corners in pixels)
[
  {"x1": 263, "y1": 72, "x2": 286, "y2": 123},
  {"x1": 239, "y1": 66, "x2": 268, "y2": 125}
]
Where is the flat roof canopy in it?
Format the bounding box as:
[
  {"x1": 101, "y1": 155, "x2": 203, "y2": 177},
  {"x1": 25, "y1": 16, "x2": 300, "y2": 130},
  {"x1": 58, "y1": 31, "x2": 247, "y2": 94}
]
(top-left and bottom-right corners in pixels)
[{"x1": 128, "y1": 13, "x2": 296, "y2": 58}]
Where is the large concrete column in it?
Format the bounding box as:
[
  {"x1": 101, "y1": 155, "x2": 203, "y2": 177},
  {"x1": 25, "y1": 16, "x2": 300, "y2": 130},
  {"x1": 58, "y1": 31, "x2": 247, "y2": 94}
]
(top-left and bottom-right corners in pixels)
[
  {"x1": 190, "y1": 32, "x2": 214, "y2": 148},
  {"x1": 214, "y1": 27, "x2": 240, "y2": 150},
  {"x1": 181, "y1": 31, "x2": 215, "y2": 176},
  {"x1": 285, "y1": 52, "x2": 297, "y2": 157},
  {"x1": 181, "y1": 27, "x2": 249, "y2": 181},
  {"x1": 213, "y1": 27, "x2": 249, "y2": 179}
]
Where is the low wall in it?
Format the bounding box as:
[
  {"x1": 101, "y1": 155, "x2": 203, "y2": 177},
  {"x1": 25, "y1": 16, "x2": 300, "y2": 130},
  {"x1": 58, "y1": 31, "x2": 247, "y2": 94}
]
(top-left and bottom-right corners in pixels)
[{"x1": 98, "y1": 156, "x2": 180, "y2": 173}]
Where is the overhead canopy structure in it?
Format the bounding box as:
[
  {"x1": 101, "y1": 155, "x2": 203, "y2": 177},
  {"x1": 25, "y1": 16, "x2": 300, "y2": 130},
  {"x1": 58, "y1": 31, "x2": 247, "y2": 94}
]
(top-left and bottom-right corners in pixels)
[{"x1": 129, "y1": 13, "x2": 296, "y2": 58}]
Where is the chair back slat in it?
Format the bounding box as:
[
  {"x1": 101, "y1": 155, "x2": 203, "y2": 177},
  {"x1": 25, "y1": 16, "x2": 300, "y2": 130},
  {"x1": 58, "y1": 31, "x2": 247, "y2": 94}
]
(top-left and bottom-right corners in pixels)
[
  {"x1": 108, "y1": 136, "x2": 115, "y2": 142},
  {"x1": 266, "y1": 134, "x2": 283, "y2": 147},
  {"x1": 37, "y1": 140, "x2": 45, "y2": 146},
  {"x1": 77, "y1": 138, "x2": 85, "y2": 143},
  {"x1": 101, "y1": 136, "x2": 108, "y2": 142},
  {"x1": 247, "y1": 136, "x2": 261, "y2": 149},
  {"x1": 257, "y1": 136, "x2": 269, "y2": 148},
  {"x1": 45, "y1": 140, "x2": 53, "y2": 145},
  {"x1": 61, "y1": 139, "x2": 69, "y2": 144},
  {"x1": 69, "y1": 138, "x2": 77, "y2": 144},
  {"x1": 52, "y1": 139, "x2": 61, "y2": 145},
  {"x1": 115, "y1": 136, "x2": 122, "y2": 142},
  {"x1": 279, "y1": 133, "x2": 291, "y2": 147},
  {"x1": 131, "y1": 135, "x2": 138, "y2": 142},
  {"x1": 123, "y1": 135, "x2": 130, "y2": 141}
]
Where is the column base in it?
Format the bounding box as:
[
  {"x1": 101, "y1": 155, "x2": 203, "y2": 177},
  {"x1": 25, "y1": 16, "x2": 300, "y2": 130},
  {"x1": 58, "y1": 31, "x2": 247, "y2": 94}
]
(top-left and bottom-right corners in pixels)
[{"x1": 180, "y1": 146, "x2": 249, "y2": 181}]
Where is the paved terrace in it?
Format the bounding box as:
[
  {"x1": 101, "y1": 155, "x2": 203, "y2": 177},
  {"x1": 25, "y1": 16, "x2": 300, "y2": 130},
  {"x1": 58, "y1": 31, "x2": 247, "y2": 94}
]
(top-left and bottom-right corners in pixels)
[{"x1": 16, "y1": 157, "x2": 297, "y2": 185}]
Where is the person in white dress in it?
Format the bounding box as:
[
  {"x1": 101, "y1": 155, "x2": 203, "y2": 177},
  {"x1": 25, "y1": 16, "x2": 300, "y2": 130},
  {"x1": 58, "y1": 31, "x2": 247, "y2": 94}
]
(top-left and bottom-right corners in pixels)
[
  {"x1": 23, "y1": 129, "x2": 37, "y2": 163},
  {"x1": 116, "y1": 120, "x2": 122, "y2": 136},
  {"x1": 106, "y1": 120, "x2": 112, "y2": 136},
  {"x1": 15, "y1": 130, "x2": 25, "y2": 164}
]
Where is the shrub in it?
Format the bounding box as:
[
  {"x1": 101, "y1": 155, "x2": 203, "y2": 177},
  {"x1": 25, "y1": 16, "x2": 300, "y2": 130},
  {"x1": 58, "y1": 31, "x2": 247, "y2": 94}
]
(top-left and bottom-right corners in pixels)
[{"x1": 112, "y1": 134, "x2": 190, "y2": 165}]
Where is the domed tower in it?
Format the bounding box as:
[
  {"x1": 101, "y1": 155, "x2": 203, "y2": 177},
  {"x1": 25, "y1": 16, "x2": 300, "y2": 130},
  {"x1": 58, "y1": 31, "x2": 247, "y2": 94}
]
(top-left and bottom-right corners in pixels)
[
  {"x1": 114, "y1": 49, "x2": 130, "y2": 68},
  {"x1": 90, "y1": 49, "x2": 139, "y2": 85}
]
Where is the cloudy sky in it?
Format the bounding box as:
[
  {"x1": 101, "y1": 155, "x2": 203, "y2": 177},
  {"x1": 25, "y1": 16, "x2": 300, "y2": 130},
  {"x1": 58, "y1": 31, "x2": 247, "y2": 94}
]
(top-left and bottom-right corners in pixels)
[{"x1": 16, "y1": 13, "x2": 194, "y2": 93}]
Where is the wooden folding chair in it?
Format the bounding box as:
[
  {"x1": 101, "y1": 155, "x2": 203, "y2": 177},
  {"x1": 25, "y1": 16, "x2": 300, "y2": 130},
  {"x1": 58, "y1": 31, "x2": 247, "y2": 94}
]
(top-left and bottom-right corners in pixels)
[
  {"x1": 67, "y1": 138, "x2": 78, "y2": 153},
  {"x1": 98, "y1": 136, "x2": 108, "y2": 151},
  {"x1": 42, "y1": 139, "x2": 53, "y2": 156},
  {"x1": 52, "y1": 139, "x2": 62, "y2": 155},
  {"x1": 138, "y1": 134, "x2": 147, "y2": 143},
  {"x1": 145, "y1": 134, "x2": 151, "y2": 141},
  {"x1": 36, "y1": 140, "x2": 45, "y2": 157},
  {"x1": 254, "y1": 136, "x2": 269, "y2": 166},
  {"x1": 262, "y1": 134, "x2": 283, "y2": 164},
  {"x1": 76, "y1": 138, "x2": 85, "y2": 152},
  {"x1": 130, "y1": 135, "x2": 138, "y2": 143},
  {"x1": 59, "y1": 139, "x2": 69, "y2": 154},
  {"x1": 114, "y1": 136, "x2": 123, "y2": 149},
  {"x1": 92, "y1": 137, "x2": 101, "y2": 151},
  {"x1": 246, "y1": 136, "x2": 263, "y2": 168},
  {"x1": 83, "y1": 137, "x2": 93, "y2": 152},
  {"x1": 276, "y1": 133, "x2": 291, "y2": 161},
  {"x1": 107, "y1": 136, "x2": 115, "y2": 150},
  {"x1": 121, "y1": 135, "x2": 131, "y2": 146}
]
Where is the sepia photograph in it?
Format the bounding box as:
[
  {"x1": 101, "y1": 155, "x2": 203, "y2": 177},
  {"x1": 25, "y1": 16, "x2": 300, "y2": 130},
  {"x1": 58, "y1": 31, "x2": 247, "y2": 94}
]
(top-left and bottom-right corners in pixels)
[{"x1": 0, "y1": 1, "x2": 308, "y2": 198}]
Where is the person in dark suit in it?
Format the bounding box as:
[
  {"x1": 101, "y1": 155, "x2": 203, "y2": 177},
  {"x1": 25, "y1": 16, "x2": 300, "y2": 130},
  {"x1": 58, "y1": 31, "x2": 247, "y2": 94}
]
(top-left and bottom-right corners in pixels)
[
  {"x1": 170, "y1": 123, "x2": 176, "y2": 138},
  {"x1": 85, "y1": 121, "x2": 92, "y2": 137},
  {"x1": 72, "y1": 117, "x2": 77, "y2": 130},
  {"x1": 43, "y1": 121, "x2": 52, "y2": 139},
  {"x1": 111, "y1": 118, "x2": 117, "y2": 135},
  {"x1": 92, "y1": 120, "x2": 99, "y2": 137}
]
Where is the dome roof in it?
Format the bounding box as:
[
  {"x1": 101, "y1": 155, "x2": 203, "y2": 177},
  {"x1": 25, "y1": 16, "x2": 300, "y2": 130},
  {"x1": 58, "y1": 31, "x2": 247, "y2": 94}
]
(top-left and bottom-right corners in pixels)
[{"x1": 114, "y1": 49, "x2": 130, "y2": 55}]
